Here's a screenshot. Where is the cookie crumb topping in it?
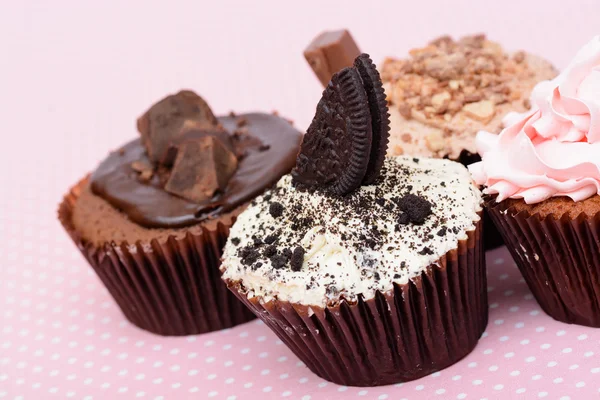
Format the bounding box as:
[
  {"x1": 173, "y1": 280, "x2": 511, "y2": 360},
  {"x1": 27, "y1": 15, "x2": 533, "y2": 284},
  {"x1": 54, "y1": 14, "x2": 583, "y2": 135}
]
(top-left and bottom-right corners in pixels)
[{"x1": 222, "y1": 156, "x2": 482, "y2": 307}]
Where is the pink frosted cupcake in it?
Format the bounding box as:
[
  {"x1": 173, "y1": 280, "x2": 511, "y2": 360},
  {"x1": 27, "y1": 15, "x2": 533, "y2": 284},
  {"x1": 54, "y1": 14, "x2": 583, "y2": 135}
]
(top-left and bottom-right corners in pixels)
[{"x1": 470, "y1": 36, "x2": 600, "y2": 327}]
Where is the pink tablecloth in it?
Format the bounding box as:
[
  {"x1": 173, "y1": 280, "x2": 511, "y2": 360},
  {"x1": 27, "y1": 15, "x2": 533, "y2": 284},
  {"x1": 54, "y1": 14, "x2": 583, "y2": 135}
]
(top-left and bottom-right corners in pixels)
[{"x1": 2, "y1": 1, "x2": 600, "y2": 399}]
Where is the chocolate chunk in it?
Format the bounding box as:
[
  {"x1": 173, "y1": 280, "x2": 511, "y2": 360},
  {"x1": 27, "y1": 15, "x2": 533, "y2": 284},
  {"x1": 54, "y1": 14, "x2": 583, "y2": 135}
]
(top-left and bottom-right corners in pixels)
[
  {"x1": 161, "y1": 126, "x2": 234, "y2": 167},
  {"x1": 270, "y1": 248, "x2": 292, "y2": 270},
  {"x1": 304, "y1": 29, "x2": 361, "y2": 87},
  {"x1": 290, "y1": 247, "x2": 305, "y2": 272},
  {"x1": 437, "y1": 227, "x2": 447, "y2": 236},
  {"x1": 292, "y1": 67, "x2": 372, "y2": 195},
  {"x1": 231, "y1": 237, "x2": 241, "y2": 246},
  {"x1": 269, "y1": 202, "x2": 284, "y2": 218},
  {"x1": 353, "y1": 54, "x2": 391, "y2": 184},
  {"x1": 137, "y1": 90, "x2": 219, "y2": 163},
  {"x1": 396, "y1": 194, "x2": 433, "y2": 225},
  {"x1": 164, "y1": 136, "x2": 238, "y2": 203}
]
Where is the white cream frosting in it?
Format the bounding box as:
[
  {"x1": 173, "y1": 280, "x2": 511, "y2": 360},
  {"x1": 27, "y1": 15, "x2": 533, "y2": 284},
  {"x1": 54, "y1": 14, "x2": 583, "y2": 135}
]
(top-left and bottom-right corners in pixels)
[{"x1": 221, "y1": 156, "x2": 482, "y2": 307}]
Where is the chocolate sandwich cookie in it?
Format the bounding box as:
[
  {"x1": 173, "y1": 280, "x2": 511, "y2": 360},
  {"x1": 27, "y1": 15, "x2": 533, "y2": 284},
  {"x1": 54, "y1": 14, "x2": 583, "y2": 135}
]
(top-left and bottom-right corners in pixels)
[
  {"x1": 221, "y1": 58, "x2": 487, "y2": 386},
  {"x1": 292, "y1": 53, "x2": 390, "y2": 195},
  {"x1": 58, "y1": 90, "x2": 303, "y2": 336}
]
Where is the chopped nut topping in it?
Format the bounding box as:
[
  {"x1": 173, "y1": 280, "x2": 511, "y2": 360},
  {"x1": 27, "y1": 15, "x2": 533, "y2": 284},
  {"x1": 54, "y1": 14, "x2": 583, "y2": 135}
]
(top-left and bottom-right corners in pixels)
[{"x1": 462, "y1": 100, "x2": 496, "y2": 123}]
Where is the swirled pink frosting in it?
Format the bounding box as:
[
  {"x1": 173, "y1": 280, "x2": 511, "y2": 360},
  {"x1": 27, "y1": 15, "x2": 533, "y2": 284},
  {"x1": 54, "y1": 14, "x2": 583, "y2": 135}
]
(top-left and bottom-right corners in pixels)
[{"x1": 469, "y1": 36, "x2": 600, "y2": 204}]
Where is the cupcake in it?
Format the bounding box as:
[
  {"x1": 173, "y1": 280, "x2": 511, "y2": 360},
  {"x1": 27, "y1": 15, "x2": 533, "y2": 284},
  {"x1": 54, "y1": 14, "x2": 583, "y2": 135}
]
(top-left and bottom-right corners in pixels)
[
  {"x1": 381, "y1": 35, "x2": 557, "y2": 250},
  {"x1": 469, "y1": 36, "x2": 600, "y2": 327},
  {"x1": 58, "y1": 90, "x2": 303, "y2": 335},
  {"x1": 221, "y1": 55, "x2": 487, "y2": 386}
]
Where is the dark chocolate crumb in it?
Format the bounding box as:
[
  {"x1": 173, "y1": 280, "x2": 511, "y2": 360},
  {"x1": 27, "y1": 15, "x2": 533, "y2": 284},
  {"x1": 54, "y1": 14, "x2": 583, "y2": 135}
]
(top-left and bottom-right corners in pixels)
[
  {"x1": 238, "y1": 246, "x2": 259, "y2": 266},
  {"x1": 418, "y1": 247, "x2": 434, "y2": 255},
  {"x1": 264, "y1": 234, "x2": 278, "y2": 245},
  {"x1": 259, "y1": 144, "x2": 271, "y2": 152},
  {"x1": 290, "y1": 247, "x2": 305, "y2": 271},
  {"x1": 264, "y1": 245, "x2": 277, "y2": 258},
  {"x1": 231, "y1": 237, "x2": 241, "y2": 246},
  {"x1": 413, "y1": 158, "x2": 419, "y2": 163},
  {"x1": 437, "y1": 227, "x2": 447, "y2": 236},
  {"x1": 269, "y1": 202, "x2": 284, "y2": 218}
]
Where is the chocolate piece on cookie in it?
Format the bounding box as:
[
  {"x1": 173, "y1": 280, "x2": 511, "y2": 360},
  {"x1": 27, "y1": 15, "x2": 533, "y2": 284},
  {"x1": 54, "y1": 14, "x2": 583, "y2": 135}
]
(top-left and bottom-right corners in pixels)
[{"x1": 137, "y1": 90, "x2": 219, "y2": 163}]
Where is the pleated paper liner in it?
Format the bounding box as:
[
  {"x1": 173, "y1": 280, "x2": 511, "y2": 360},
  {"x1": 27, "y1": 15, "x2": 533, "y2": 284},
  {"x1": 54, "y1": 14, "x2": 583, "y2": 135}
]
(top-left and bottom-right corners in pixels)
[
  {"x1": 486, "y1": 197, "x2": 600, "y2": 327},
  {"x1": 224, "y1": 219, "x2": 487, "y2": 387},
  {"x1": 453, "y1": 149, "x2": 504, "y2": 250},
  {"x1": 57, "y1": 177, "x2": 255, "y2": 336}
]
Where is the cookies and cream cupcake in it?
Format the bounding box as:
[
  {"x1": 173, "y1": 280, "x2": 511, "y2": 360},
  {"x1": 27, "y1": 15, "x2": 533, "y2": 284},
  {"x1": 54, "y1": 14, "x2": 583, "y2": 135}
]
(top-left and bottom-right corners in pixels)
[
  {"x1": 221, "y1": 55, "x2": 487, "y2": 386},
  {"x1": 58, "y1": 90, "x2": 302, "y2": 335},
  {"x1": 470, "y1": 36, "x2": 600, "y2": 327}
]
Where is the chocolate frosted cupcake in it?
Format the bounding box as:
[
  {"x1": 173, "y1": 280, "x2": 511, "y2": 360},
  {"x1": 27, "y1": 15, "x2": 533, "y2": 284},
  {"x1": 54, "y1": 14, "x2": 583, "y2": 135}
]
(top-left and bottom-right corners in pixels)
[
  {"x1": 470, "y1": 36, "x2": 600, "y2": 327},
  {"x1": 58, "y1": 90, "x2": 302, "y2": 335},
  {"x1": 221, "y1": 55, "x2": 487, "y2": 386}
]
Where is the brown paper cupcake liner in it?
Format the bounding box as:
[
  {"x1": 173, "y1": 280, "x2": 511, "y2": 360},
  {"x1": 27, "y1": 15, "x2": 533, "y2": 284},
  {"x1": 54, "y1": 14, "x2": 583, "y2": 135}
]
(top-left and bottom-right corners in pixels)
[
  {"x1": 58, "y1": 178, "x2": 255, "y2": 336},
  {"x1": 486, "y1": 198, "x2": 600, "y2": 327},
  {"x1": 224, "y1": 219, "x2": 487, "y2": 386},
  {"x1": 453, "y1": 150, "x2": 504, "y2": 250}
]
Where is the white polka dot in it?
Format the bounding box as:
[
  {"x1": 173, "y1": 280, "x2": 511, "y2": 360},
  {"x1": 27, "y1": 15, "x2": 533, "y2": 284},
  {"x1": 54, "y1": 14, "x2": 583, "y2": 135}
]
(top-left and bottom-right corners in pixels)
[
  {"x1": 415, "y1": 385, "x2": 424, "y2": 391},
  {"x1": 585, "y1": 351, "x2": 594, "y2": 357},
  {"x1": 207, "y1": 374, "x2": 217, "y2": 380},
  {"x1": 578, "y1": 334, "x2": 588, "y2": 340},
  {"x1": 553, "y1": 378, "x2": 563, "y2": 384},
  {"x1": 540, "y1": 343, "x2": 551, "y2": 350},
  {"x1": 559, "y1": 397, "x2": 571, "y2": 400},
  {"x1": 452, "y1": 375, "x2": 461, "y2": 381},
  {"x1": 576, "y1": 381, "x2": 586, "y2": 388},
  {"x1": 505, "y1": 352, "x2": 515, "y2": 358},
  {"x1": 281, "y1": 391, "x2": 292, "y2": 397},
  {"x1": 378, "y1": 395, "x2": 388, "y2": 400},
  {"x1": 530, "y1": 310, "x2": 540, "y2": 316},
  {"x1": 591, "y1": 367, "x2": 600, "y2": 373},
  {"x1": 525, "y1": 356, "x2": 536, "y2": 362},
  {"x1": 299, "y1": 377, "x2": 309, "y2": 384},
  {"x1": 494, "y1": 319, "x2": 504, "y2": 325},
  {"x1": 489, "y1": 365, "x2": 498, "y2": 372},
  {"x1": 338, "y1": 387, "x2": 348, "y2": 392},
  {"x1": 207, "y1": 391, "x2": 218, "y2": 397},
  {"x1": 532, "y1": 374, "x2": 542, "y2": 380},
  {"x1": 435, "y1": 389, "x2": 446, "y2": 395},
  {"x1": 494, "y1": 384, "x2": 504, "y2": 390},
  {"x1": 358, "y1": 390, "x2": 368, "y2": 396},
  {"x1": 557, "y1": 330, "x2": 566, "y2": 336},
  {"x1": 510, "y1": 370, "x2": 520, "y2": 377},
  {"x1": 569, "y1": 364, "x2": 579, "y2": 370},
  {"x1": 538, "y1": 392, "x2": 548, "y2": 398},
  {"x1": 472, "y1": 380, "x2": 482, "y2": 386},
  {"x1": 515, "y1": 322, "x2": 525, "y2": 328},
  {"x1": 277, "y1": 356, "x2": 287, "y2": 362},
  {"x1": 301, "y1": 396, "x2": 311, "y2": 400},
  {"x1": 499, "y1": 336, "x2": 509, "y2": 342},
  {"x1": 521, "y1": 339, "x2": 530, "y2": 345},
  {"x1": 225, "y1": 378, "x2": 234, "y2": 384},
  {"x1": 468, "y1": 362, "x2": 477, "y2": 368},
  {"x1": 244, "y1": 382, "x2": 253, "y2": 388},
  {"x1": 263, "y1": 386, "x2": 272, "y2": 393},
  {"x1": 516, "y1": 388, "x2": 526, "y2": 394},
  {"x1": 562, "y1": 347, "x2": 573, "y2": 354},
  {"x1": 279, "y1": 373, "x2": 289, "y2": 379},
  {"x1": 457, "y1": 394, "x2": 466, "y2": 400}
]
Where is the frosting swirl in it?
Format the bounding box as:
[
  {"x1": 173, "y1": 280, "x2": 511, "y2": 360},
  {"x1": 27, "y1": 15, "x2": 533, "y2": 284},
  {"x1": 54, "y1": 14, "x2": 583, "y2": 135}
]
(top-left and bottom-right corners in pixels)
[{"x1": 469, "y1": 36, "x2": 600, "y2": 204}]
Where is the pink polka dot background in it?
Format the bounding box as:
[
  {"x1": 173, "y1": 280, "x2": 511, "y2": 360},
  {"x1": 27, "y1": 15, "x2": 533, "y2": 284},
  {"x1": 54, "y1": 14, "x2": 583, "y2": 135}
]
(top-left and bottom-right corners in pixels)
[{"x1": 2, "y1": 1, "x2": 600, "y2": 399}]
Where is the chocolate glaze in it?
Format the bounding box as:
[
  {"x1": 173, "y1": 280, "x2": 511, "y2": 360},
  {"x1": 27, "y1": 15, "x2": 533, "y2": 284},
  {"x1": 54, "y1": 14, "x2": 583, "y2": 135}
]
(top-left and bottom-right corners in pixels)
[{"x1": 90, "y1": 113, "x2": 302, "y2": 229}]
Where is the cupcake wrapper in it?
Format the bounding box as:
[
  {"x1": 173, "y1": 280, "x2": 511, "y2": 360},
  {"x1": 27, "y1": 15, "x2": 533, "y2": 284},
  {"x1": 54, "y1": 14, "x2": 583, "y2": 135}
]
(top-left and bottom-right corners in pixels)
[
  {"x1": 58, "y1": 178, "x2": 255, "y2": 336},
  {"x1": 487, "y1": 198, "x2": 600, "y2": 327},
  {"x1": 453, "y1": 150, "x2": 504, "y2": 250},
  {"x1": 225, "y1": 219, "x2": 487, "y2": 386}
]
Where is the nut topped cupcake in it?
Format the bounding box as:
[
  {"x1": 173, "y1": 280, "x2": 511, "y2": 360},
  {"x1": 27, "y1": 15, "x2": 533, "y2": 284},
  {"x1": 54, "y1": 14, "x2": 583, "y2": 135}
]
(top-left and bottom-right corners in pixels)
[
  {"x1": 221, "y1": 54, "x2": 487, "y2": 386},
  {"x1": 58, "y1": 90, "x2": 302, "y2": 335},
  {"x1": 470, "y1": 36, "x2": 600, "y2": 327},
  {"x1": 381, "y1": 34, "x2": 557, "y2": 161}
]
